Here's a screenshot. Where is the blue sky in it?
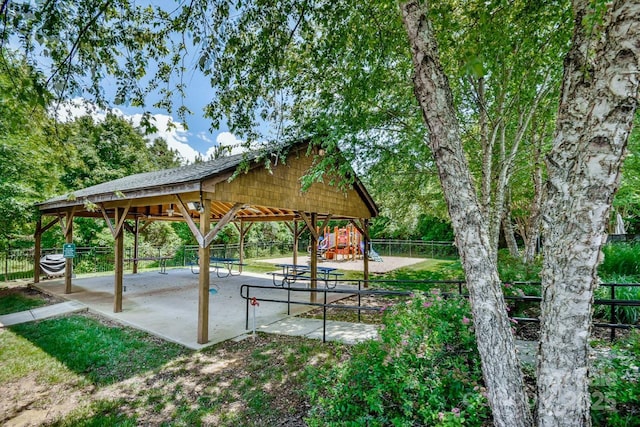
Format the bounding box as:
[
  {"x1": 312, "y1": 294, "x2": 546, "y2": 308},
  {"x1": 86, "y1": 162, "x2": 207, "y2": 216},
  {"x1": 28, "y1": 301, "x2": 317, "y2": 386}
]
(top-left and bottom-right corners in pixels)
[
  {"x1": 55, "y1": 1, "x2": 248, "y2": 164},
  {"x1": 95, "y1": 57, "x2": 243, "y2": 163}
]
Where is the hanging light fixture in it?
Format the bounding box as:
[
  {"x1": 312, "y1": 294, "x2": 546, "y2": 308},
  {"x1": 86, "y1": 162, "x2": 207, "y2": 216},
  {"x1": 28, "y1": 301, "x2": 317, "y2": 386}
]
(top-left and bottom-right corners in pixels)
[{"x1": 167, "y1": 203, "x2": 174, "y2": 217}]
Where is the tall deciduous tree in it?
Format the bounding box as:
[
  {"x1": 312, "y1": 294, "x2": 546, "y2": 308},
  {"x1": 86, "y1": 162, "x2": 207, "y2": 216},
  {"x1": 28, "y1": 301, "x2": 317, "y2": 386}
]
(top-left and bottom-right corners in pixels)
[
  {"x1": 538, "y1": 1, "x2": 640, "y2": 424},
  {"x1": 0, "y1": 52, "x2": 64, "y2": 248},
  {"x1": 401, "y1": 3, "x2": 531, "y2": 423}
]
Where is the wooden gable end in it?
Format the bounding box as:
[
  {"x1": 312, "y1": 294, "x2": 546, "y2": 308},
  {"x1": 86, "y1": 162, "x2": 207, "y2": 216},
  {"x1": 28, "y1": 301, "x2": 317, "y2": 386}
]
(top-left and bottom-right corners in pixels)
[{"x1": 201, "y1": 151, "x2": 374, "y2": 218}]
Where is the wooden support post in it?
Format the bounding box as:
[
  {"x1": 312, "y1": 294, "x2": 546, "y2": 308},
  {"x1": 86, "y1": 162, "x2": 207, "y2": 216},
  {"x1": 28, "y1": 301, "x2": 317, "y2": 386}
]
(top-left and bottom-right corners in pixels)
[
  {"x1": 293, "y1": 221, "x2": 299, "y2": 266},
  {"x1": 363, "y1": 219, "x2": 370, "y2": 287},
  {"x1": 133, "y1": 217, "x2": 140, "y2": 274},
  {"x1": 34, "y1": 218, "x2": 42, "y2": 284},
  {"x1": 310, "y1": 213, "x2": 318, "y2": 303},
  {"x1": 197, "y1": 199, "x2": 212, "y2": 344},
  {"x1": 238, "y1": 221, "x2": 245, "y2": 273},
  {"x1": 64, "y1": 211, "x2": 74, "y2": 294},
  {"x1": 284, "y1": 220, "x2": 300, "y2": 265},
  {"x1": 234, "y1": 220, "x2": 253, "y2": 273},
  {"x1": 114, "y1": 208, "x2": 124, "y2": 312}
]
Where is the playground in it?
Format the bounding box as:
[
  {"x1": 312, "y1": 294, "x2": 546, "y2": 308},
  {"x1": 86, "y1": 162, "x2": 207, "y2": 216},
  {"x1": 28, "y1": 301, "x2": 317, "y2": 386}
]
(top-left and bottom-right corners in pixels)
[{"x1": 316, "y1": 224, "x2": 383, "y2": 262}]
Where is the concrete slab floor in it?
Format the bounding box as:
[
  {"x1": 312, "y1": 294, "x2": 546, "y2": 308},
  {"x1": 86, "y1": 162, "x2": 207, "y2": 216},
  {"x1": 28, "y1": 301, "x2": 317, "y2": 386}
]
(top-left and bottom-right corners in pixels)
[{"x1": 34, "y1": 268, "x2": 359, "y2": 350}]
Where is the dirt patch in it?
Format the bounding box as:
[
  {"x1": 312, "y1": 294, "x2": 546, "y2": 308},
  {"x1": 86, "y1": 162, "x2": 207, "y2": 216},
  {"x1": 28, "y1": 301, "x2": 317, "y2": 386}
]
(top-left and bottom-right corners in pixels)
[
  {"x1": 299, "y1": 293, "x2": 400, "y2": 324},
  {"x1": 0, "y1": 374, "x2": 92, "y2": 427},
  {"x1": 94, "y1": 334, "x2": 347, "y2": 426}
]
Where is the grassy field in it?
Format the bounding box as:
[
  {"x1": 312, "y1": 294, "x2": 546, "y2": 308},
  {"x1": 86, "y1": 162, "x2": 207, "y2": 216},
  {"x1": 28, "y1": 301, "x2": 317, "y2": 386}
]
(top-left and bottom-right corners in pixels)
[{"x1": 0, "y1": 287, "x2": 347, "y2": 426}]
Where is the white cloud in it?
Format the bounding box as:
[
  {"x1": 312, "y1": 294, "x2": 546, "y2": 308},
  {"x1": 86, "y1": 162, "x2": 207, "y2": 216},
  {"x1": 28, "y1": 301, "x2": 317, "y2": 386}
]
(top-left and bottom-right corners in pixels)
[
  {"x1": 127, "y1": 113, "x2": 201, "y2": 163},
  {"x1": 51, "y1": 98, "x2": 105, "y2": 122},
  {"x1": 197, "y1": 132, "x2": 214, "y2": 144},
  {"x1": 51, "y1": 98, "x2": 202, "y2": 163},
  {"x1": 205, "y1": 131, "x2": 247, "y2": 158}
]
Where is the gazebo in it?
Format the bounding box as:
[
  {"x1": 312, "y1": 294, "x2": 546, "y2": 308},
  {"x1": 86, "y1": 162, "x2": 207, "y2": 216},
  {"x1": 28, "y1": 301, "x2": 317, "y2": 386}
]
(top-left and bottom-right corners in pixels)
[{"x1": 35, "y1": 141, "x2": 378, "y2": 344}]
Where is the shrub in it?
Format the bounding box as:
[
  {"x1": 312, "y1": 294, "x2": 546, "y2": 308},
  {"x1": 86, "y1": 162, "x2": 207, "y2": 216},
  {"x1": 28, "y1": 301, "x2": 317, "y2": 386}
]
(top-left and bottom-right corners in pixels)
[
  {"x1": 306, "y1": 293, "x2": 490, "y2": 426},
  {"x1": 593, "y1": 278, "x2": 640, "y2": 326},
  {"x1": 497, "y1": 249, "x2": 541, "y2": 283},
  {"x1": 591, "y1": 330, "x2": 640, "y2": 426},
  {"x1": 599, "y1": 243, "x2": 640, "y2": 279}
]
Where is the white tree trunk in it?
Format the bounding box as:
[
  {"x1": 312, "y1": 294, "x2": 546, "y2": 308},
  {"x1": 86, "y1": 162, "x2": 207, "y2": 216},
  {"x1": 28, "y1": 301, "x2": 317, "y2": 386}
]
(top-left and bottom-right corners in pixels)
[
  {"x1": 503, "y1": 208, "x2": 520, "y2": 257},
  {"x1": 538, "y1": 1, "x2": 640, "y2": 425},
  {"x1": 523, "y1": 144, "x2": 544, "y2": 264},
  {"x1": 401, "y1": 2, "x2": 533, "y2": 426}
]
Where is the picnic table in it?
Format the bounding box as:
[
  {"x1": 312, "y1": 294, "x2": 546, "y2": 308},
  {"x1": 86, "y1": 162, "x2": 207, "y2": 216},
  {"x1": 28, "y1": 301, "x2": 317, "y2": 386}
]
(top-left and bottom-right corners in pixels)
[
  {"x1": 190, "y1": 257, "x2": 246, "y2": 278},
  {"x1": 125, "y1": 256, "x2": 173, "y2": 274},
  {"x1": 268, "y1": 263, "x2": 342, "y2": 288}
]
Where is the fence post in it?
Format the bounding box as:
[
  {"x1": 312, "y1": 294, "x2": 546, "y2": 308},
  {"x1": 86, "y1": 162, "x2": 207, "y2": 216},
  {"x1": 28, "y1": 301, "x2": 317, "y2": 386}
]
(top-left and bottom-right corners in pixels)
[
  {"x1": 3, "y1": 248, "x2": 8, "y2": 282},
  {"x1": 323, "y1": 285, "x2": 327, "y2": 343},
  {"x1": 610, "y1": 285, "x2": 616, "y2": 341},
  {"x1": 358, "y1": 280, "x2": 362, "y2": 323}
]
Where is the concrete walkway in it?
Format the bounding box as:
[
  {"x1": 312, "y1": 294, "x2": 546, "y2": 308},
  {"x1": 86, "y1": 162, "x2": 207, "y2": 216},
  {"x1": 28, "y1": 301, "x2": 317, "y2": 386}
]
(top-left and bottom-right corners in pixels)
[
  {"x1": 0, "y1": 301, "x2": 86, "y2": 327},
  {"x1": 0, "y1": 299, "x2": 378, "y2": 345},
  {"x1": 257, "y1": 317, "x2": 379, "y2": 344},
  {"x1": 31, "y1": 269, "x2": 376, "y2": 349}
]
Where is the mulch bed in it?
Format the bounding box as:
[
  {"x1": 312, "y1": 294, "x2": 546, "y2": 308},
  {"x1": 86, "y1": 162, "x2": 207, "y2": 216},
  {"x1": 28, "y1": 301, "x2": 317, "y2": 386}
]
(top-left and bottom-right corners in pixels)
[{"x1": 0, "y1": 285, "x2": 64, "y2": 307}]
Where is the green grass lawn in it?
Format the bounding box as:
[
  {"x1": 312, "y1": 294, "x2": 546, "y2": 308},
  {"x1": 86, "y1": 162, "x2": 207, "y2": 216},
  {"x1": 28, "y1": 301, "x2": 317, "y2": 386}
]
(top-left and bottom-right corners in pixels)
[
  {"x1": 1, "y1": 308, "x2": 346, "y2": 426},
  {"x1": 8, "y1": 314, "x2": 191, "y2": 386},
  {"x1": 46, "y1": 333, "x2": 345, "y2": 426}
]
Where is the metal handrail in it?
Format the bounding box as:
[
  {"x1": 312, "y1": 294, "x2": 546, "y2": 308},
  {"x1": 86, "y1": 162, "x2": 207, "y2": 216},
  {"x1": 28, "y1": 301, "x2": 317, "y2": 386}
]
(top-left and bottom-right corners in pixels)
[
  {"x1": 240, "y1": 278, "x2": 640, "y2": 342},
  {"x1": 240, "y1": 281, "x2": 410, "y2": 342}
]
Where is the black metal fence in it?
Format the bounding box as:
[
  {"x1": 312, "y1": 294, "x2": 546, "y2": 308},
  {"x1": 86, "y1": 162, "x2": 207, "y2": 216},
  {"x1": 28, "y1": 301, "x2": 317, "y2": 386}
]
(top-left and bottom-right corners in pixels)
[
  {"x1": 370, "y1": 239, "x2": 458, "y2": 259},
  {"x1": 240, "y1": 279, "x2": 640, "y2": 341},
  {"x1": 1, "y1": 240, "x2": 458, "y2": 281},
  {"x1": 383, "y1": 279, "x2": 640, "y2": 340}
]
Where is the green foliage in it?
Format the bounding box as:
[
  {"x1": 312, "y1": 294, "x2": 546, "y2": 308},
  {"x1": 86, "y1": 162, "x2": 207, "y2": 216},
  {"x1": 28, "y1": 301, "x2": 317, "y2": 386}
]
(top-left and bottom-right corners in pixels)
[
  {"x1": 613, "y1": 113, "x2": 640, "y2": 233},
  {"x1": 9, "y1": 315, "x2": 190, "y2": 385},
  {"x1": 246, "y1": 222, "x2": 292, "y2": 244},
  {"x1": 593, "y1": 279, "x2": 640, "y2": 325},
  {"x1": 416, "y1": 214, "x2": 455, "y2": 241},
  {"x1": 594, "y1": 244, "x2": 640, "y2": 324},
  {"x1": 599, "y1": 243, "x2": 640, "y2": 279},
  {"x1": 496, "y1": 249, "x2": 542, "y2": 282},
  {"x1": 59, "y1": 113, "x2": 179, "y2": 190},
  {"x1": 3, "y1": 1, "x2": 572, "y2": 248},
  {"x1": 0, "y1": 53, "x2": 64, "y2": 248},
  {"x1": 306, "y1": 294, "x2": 490, "y2": 426},
  {"x1": 591, "y1": 330, "x2": 640, "y2": 426}
]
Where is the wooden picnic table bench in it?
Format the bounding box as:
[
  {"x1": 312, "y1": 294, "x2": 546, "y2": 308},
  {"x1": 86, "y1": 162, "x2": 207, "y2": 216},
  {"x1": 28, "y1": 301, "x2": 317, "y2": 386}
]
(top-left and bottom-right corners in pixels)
[{"x1": 125, "y1": 256, "x2": 173, "y2": 274}]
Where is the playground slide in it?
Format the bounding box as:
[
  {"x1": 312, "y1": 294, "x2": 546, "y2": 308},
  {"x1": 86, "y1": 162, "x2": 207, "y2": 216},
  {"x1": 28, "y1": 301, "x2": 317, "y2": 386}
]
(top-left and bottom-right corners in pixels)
[{"x1": 360, "y1": 242, "x2": 383, "y2": 262}]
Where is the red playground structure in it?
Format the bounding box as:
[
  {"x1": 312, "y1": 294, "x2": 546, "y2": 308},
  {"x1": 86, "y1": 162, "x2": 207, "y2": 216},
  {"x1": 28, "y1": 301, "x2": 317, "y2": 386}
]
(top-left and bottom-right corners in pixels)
[{"x1": 317, "y1": 224, "x2": 362, "y2": 261}]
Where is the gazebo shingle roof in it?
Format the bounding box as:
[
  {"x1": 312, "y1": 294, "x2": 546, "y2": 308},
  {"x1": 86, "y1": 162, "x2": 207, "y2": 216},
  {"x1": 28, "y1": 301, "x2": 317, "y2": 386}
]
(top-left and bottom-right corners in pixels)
[{"x1": 40, "y1": 151, "x2": 255, "y2": 205}]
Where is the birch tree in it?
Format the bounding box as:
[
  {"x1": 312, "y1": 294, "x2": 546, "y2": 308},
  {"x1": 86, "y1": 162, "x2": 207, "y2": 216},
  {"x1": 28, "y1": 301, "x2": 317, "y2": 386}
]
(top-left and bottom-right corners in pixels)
[{"x1": 538, "y1": 1, "x2": 640, "y2": 424}]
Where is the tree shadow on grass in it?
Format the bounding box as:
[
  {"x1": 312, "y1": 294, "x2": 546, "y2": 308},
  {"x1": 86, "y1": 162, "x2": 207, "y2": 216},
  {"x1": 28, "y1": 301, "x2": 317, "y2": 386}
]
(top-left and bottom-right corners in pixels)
[{"x1": 9, "y1": 313, "x2": 192, "y2": 386}]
